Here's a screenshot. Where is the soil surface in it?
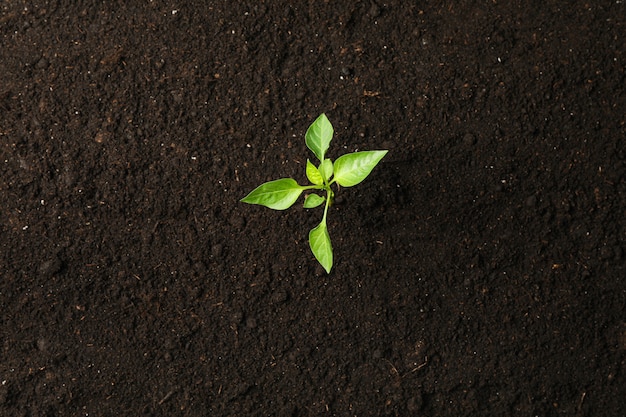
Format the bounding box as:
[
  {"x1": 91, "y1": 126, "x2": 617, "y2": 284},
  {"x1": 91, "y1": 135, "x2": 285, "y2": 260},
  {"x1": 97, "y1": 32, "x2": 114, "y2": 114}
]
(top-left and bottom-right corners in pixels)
[{"x1": 1, "y1": 1, "x2": 625, "y2": 416}]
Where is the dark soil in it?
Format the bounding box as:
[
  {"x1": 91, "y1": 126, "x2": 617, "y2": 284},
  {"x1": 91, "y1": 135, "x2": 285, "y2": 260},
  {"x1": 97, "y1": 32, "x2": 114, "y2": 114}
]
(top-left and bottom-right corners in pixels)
[{"x1": 1, "y1": 1, "x2": 625, "y2": 416}]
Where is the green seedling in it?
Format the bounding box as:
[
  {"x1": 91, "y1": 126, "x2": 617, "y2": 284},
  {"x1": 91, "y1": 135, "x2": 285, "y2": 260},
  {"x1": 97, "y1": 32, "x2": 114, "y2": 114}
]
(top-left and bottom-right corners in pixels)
[{"x1": 241, "y1": 114, "x2": 387, "y2": 273}]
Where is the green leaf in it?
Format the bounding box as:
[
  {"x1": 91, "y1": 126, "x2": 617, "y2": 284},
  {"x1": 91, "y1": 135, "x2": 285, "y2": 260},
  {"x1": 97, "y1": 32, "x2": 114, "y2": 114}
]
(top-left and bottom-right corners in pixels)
[
  {"x1": 318, "y1": 159, "x2": 334, "y2": 182},
  {"x1": 305, "y1": 114, "x2": 333, "y2": 162},
  {"x1": 309, "y1": 220, "x2": 333, "y2": 273},
  {"x1": 241, "y1": 178, "x2": 304, "y2": 210},
  {"x1": 303, "y1": 193, "x2": 325, "y2": 209},
  {"x1": 333, "y1": 150, "x2": 388, "y2": 187},
  {"x1": 306, "y1": 159, "x2": 324, "y2": 185}
]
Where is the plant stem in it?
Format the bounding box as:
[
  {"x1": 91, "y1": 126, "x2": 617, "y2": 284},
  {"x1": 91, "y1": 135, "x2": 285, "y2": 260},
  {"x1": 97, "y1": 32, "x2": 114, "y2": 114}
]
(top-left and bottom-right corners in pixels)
[
  {"x1": 322, "y1": 187, "x2": 333, "y2": 222},
  {"x1": 301, "y1": 184, "x2": 325, "y2": 191}
]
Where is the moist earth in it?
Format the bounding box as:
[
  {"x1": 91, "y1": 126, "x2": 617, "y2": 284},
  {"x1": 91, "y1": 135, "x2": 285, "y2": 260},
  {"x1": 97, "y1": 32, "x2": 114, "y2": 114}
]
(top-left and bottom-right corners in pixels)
[{"x1": 1, "y1": 1, "x2": 625, "y2": 416}]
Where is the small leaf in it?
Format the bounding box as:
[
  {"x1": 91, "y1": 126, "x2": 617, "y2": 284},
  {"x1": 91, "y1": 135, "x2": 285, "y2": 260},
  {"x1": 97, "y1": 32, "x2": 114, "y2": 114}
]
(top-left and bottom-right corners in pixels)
[
  {"x1": 303, "y1": 193, "x2": 325, "y2": 208},
  {"x1": 309, "y1": 220, "x2": 333, "y2": 273},
  {"x1": 241, "y1": 178, "x2": 304, "y2": 210},
  {"x1": 318, "y1": 159, "x2": 334, "y2": 182},
  {"x1": 305, "y1": 114, "x2": 333, "y2": 162},
  {"x1": 306, "y1": 159, "x2": 324, "y2": 185},
  {"x1": 333, "y1": 150, "x2": 388, "y2": 187}
]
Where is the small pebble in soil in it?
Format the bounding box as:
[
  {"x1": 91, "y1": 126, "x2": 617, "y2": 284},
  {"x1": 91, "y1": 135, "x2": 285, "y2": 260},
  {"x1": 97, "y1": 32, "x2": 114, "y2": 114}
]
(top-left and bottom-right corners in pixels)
[
  {"x1": 525, "y1": 195, "x2": 537, "y2": 207},
  {"x1": 407, "y1": 393, "x2": 424, "y2": 412},
  {"x1": 246, "y1": 317, "x2": 257, "y2": 329},
  {"x1": 463, "y1": 133, "x2": 476, "y2": 146},
  {"x1": 35, "y1": 57, "x2": 49, "y2": 69},
  {"x1": 229, "y1": 214, "x2": 245, "y2": 229},
  {"x1": 37, "y1": 338, "x2": 47, "y2": 352},
  {"x1": 231, "y1": 310, "x2": 244, "y2": 324},
  {"x1": 368, "y1": 2, "x2": 381, "y2": 18},
  {"x1": 211, "y1": 243, "x2": 223, "y2": 258},
  {"x1": 39, "y1": 256, "x2": 63, "y2": 277},
  {"x1": 271, "y1": 289, "x2": 288, "y2": 304},
  {"x1": 420, "y1": 33, "x2": 434, "y2": 47}
]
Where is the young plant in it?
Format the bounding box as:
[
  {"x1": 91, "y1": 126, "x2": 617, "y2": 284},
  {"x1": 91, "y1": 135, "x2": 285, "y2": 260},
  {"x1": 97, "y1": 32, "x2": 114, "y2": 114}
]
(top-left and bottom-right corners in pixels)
[{"x1": 241, "y1": 114, "x2": 387, "y2": 273}]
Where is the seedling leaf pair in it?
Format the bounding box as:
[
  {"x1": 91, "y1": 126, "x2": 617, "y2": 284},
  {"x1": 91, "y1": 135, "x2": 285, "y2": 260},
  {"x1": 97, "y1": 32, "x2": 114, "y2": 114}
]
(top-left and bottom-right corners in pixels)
[
  {"x1": 305, "y1": 114, "x2": 333, "y2": 162},
  {"x1": 334, "y1": 151, "x2": 387, "y2": 187},
  {"x1": 240, "y1": 178, "x2": 304, "y2": 210},
  {"x1": 303, "y1": 193, "x2": 325, "y2": 209},
  {"x1": 309, "y1": 219, "x2": 332, "y2": 273},
  {"x1": 241, "y1": 114, "x2": 387, "y2": 273}
]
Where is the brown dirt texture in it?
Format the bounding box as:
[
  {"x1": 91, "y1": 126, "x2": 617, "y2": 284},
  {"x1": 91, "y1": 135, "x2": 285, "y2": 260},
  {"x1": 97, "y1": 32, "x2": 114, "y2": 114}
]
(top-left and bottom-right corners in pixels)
[{"x1": 1, "y1": 1, "x2": 625, "y2": 416}]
